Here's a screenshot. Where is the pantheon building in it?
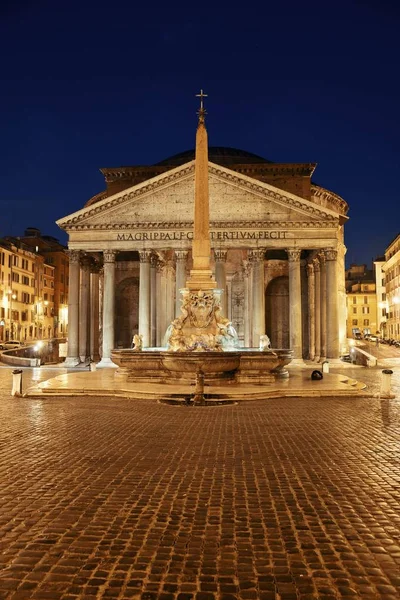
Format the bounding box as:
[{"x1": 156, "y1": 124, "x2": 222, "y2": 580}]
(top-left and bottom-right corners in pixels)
[{"x1": 57, "y1": 144, "x2": 349, "y2": 367}]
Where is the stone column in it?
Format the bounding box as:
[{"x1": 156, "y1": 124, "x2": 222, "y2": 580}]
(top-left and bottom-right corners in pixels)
[
  {"x1": 90, "y1": 264, "x2": 100, "y2": 362},
  {"x1": 325, "y1": 249, "x2": 340, "y2": 359},
  {"x1": 79, "y1": 255, "x2": 91, "y2": 362},
  {"x1": 243, "y1": 259, "x2": 252, "y2": 347},
  {"x1": 98, "y1": 267, "x2": 104, "y2": 359},
  {"x1": 214, "y1": 249, "x2": 227, "y2": 315},
  {"x1": 139, "y1": 250, "x2": 152, "y2": 348},
  {"x1": 250, "y1": 249, "x2": 265, "y2": 348},
  {"x1": 165, "y1": 258, "x2": 176, "y2": 327},
  {"x1": 226, "y1": 274, "x2": 233, "y2": 323},
  {"x1": 150, "y1": 255, "x2": 157, "y2": 347},
  {"x1": 307, "y1": 262, "x2": 315, "y2": 361},
  {"x1": 156, "y1": 259, "x2": 165, "y2": 347},
  {"x1": 320, "y1": 252, "x2": 327, "y2": 361},
  {"x1": 287, "y1": 249, "x2": 304, "y2": 363},
  {"x1": 97, "y1": 250, "x2": 117, "y2": 368},
  {"x1": 313, "y1": 258, "x2": 321, "y2": 362},
  {"x1": 175, "y1": 251, "x2": 188, "y2": 317},
  {"x1": 65, "y1": 250, "x2": 80, "y2": 366}
]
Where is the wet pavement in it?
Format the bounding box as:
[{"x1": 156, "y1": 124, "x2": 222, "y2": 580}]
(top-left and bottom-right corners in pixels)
[{"x1": 0, "y1": 364, "x2": 399, "y2": 599}]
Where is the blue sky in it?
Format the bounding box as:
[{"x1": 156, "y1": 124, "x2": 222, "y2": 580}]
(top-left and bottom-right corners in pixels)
[{"x1": 1, "y1": 0, "x2": 399, "y2": 265}]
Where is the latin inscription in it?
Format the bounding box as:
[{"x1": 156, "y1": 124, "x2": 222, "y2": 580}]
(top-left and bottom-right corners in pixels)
[{"x1": 116, "y1": 230, "x2": 288, "y2": 242}]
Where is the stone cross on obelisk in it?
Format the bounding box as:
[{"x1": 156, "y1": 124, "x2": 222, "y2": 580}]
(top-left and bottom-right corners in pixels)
[{"x1": 186, "y1": 89, "x2": 217, "y2": 291}]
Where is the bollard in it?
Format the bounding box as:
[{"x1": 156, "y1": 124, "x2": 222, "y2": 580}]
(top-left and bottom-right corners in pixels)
[
  {"x1": 380, "y1": 369, "x2": 394, "y2": 399},
  {"x1": 11, "y1": 369, "x2": 23, "y2": 397},
  {"x1": 90, "y1": 362, "x2": 97, "y2": 372},
  {"x1": 322, "y1": 360, "x2": 329, "y2": 374}
]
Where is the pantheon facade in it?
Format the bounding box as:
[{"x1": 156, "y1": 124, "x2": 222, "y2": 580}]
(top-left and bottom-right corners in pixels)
[{"x1": 57, "y1": 147, "x2": 348, "y2": 367}]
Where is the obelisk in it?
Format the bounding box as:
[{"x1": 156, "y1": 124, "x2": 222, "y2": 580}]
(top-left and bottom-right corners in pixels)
[{"x1": 186, "y1": 90, "x2": 217, "y2": 291}]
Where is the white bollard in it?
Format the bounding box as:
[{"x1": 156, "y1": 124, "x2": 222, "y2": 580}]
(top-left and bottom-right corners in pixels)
[
  {"x1": 11, "y1": 369, "x2": 23, "y2": 397},
  {"x1": 322, "y1": 360, "x2": 329, "y2": 374},
  {"x1": 380, "y1": 369, "x2": 394, "y2": 399},
  {"x1": 90, "y1": 362, "x2": 97, "y2": 372}
]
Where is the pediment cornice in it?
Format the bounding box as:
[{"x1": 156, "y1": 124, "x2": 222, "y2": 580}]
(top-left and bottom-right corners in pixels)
[
  {"x1": 65, "y1": 220, "x2": 337, "y2": 231},
  {"x1": 57, "y1": 160, "x2": 338, "y2": 230}
]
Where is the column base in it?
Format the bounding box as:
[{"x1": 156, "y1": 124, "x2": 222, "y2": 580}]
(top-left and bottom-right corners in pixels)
[
  {"x1": 64, "y1": 356, "x2": 81, "y2": 367},
  {"x1": 96, "y1": 357, "x2": 118, "y2": 369}
]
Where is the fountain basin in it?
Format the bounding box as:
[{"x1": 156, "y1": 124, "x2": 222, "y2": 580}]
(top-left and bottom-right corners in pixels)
[
  {"x1": 111, "y1": 348, "x2": 293, "y2": 387},
  {"x1": 162, "y1": 351, "x2": 241, "y2": 380}
]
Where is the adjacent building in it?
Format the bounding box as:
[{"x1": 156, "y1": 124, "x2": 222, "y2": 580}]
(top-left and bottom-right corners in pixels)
[
  {"x1": 0, "y1": 230, "x2": 68, "y2": 343},
  {"x1": 345, "y1": 264, "x2": 377, "y2": 338},
  {"x1": 384, "y1": 233, "x2": 400, "y2": 340},
  {"x1": 14, "y1": 228, "x2": 69, "y2": 338}
]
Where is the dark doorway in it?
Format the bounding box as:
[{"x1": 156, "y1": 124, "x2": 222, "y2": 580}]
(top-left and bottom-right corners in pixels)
[
  {"x1": 115, "y1": 277, "x2": 139, "y2": 348},
  {"x1": 266, "y1": 276, "x2": 289, "y2": 349}
]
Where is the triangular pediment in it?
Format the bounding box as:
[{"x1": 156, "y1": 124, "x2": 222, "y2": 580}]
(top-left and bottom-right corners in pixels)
[{"x1": 57, "y1": 160, "x2": 339, "y2": 231}]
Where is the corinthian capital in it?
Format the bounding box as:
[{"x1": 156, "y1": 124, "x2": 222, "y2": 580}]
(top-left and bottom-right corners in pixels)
[
  {"x1": 248, "y1": 248, "x2": 265, "y2": 263},
  {"x1": 312, "y1": 258, "x2": 320, "y2": 273},
  {"x1": 325, "y1": 249, "x2": 338, "y2": 261},
  {"x1": 175, "y1": 250, "x2": 189, "y2": 263},
  {"x1": 139, "y1": 250, "x2": 152, "y2": 263},
  {"x1": 287, "y1": 249, "x2": 302, "y2": 262},
  {"x1": 103, "y1": 250, "x2": 117, "y2": 264},
  {"x1": 66, "y1": 250, "x2": 80, "y2": 265},
  {"x1": 214, "y1": 249, "x2": 227, "y2": 262}
]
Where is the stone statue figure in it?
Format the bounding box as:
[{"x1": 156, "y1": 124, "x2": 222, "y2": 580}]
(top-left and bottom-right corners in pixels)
[
  {"x1": 131, "y1": 334, "x2": 143, "y2": 351},
  {"x1": 259, "y1": 334, "x2": 271, "y2": 351}
]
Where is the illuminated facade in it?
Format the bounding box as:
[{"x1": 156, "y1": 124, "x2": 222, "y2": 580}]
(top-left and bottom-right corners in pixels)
[
  {"x1": 0, "y1": 236, "x2": 63, "y2": 342},
  {"x1": 57, "y1": 142, "x2": 349, "y2": 367},
  {"x1": 384, "y1": 234, "x2": 400, "y2": 340}
]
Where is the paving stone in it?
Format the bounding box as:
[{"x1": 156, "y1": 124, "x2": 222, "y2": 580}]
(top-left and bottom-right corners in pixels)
[{"x1": 0, "y1": 366, "x2": 400, "y2": 599}]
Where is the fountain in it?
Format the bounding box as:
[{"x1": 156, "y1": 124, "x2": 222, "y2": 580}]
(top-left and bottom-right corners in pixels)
[{"x1": 111, "y1": 91, "x2": 292, "y2": 403}]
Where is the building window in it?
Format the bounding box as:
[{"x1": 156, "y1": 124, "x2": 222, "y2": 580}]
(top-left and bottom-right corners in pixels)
[
  {"x1": 364, "y1": 296, "x2": 368, "y2": 304},
  {"x1": 353, "y1": 297, "x2": 357, "y2": 304},
  {"x1": 352, "y1": 307, "x2": 357, "y2": 314},
  {"x1": 352, "y1": 319, "x2": 358, "y2": 326},
  {"x1": 364, "y1": 319, "x2": 369, "y2": 326},
  {"x1": 362, "y1": 307, "x2": 370, "y2": 314}
]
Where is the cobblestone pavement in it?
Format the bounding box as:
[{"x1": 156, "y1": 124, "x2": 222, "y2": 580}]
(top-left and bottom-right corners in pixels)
[{"x1": 0, "y1": 366, "x2": 400, "y2": 599}]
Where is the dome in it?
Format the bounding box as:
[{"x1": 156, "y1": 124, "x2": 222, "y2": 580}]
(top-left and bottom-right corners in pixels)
[{"x1": 155, "y1": 146, "x2": 273, "y2": 167}]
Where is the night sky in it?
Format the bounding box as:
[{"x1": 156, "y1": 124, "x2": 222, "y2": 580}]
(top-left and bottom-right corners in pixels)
[{"x1": 1, "y1": 0, "x2": 399, "y2": 266}]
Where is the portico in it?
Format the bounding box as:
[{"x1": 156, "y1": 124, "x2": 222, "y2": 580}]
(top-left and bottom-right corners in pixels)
[{"x1": 57, "y1": 148, "x2": 348, "y2": 366}]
